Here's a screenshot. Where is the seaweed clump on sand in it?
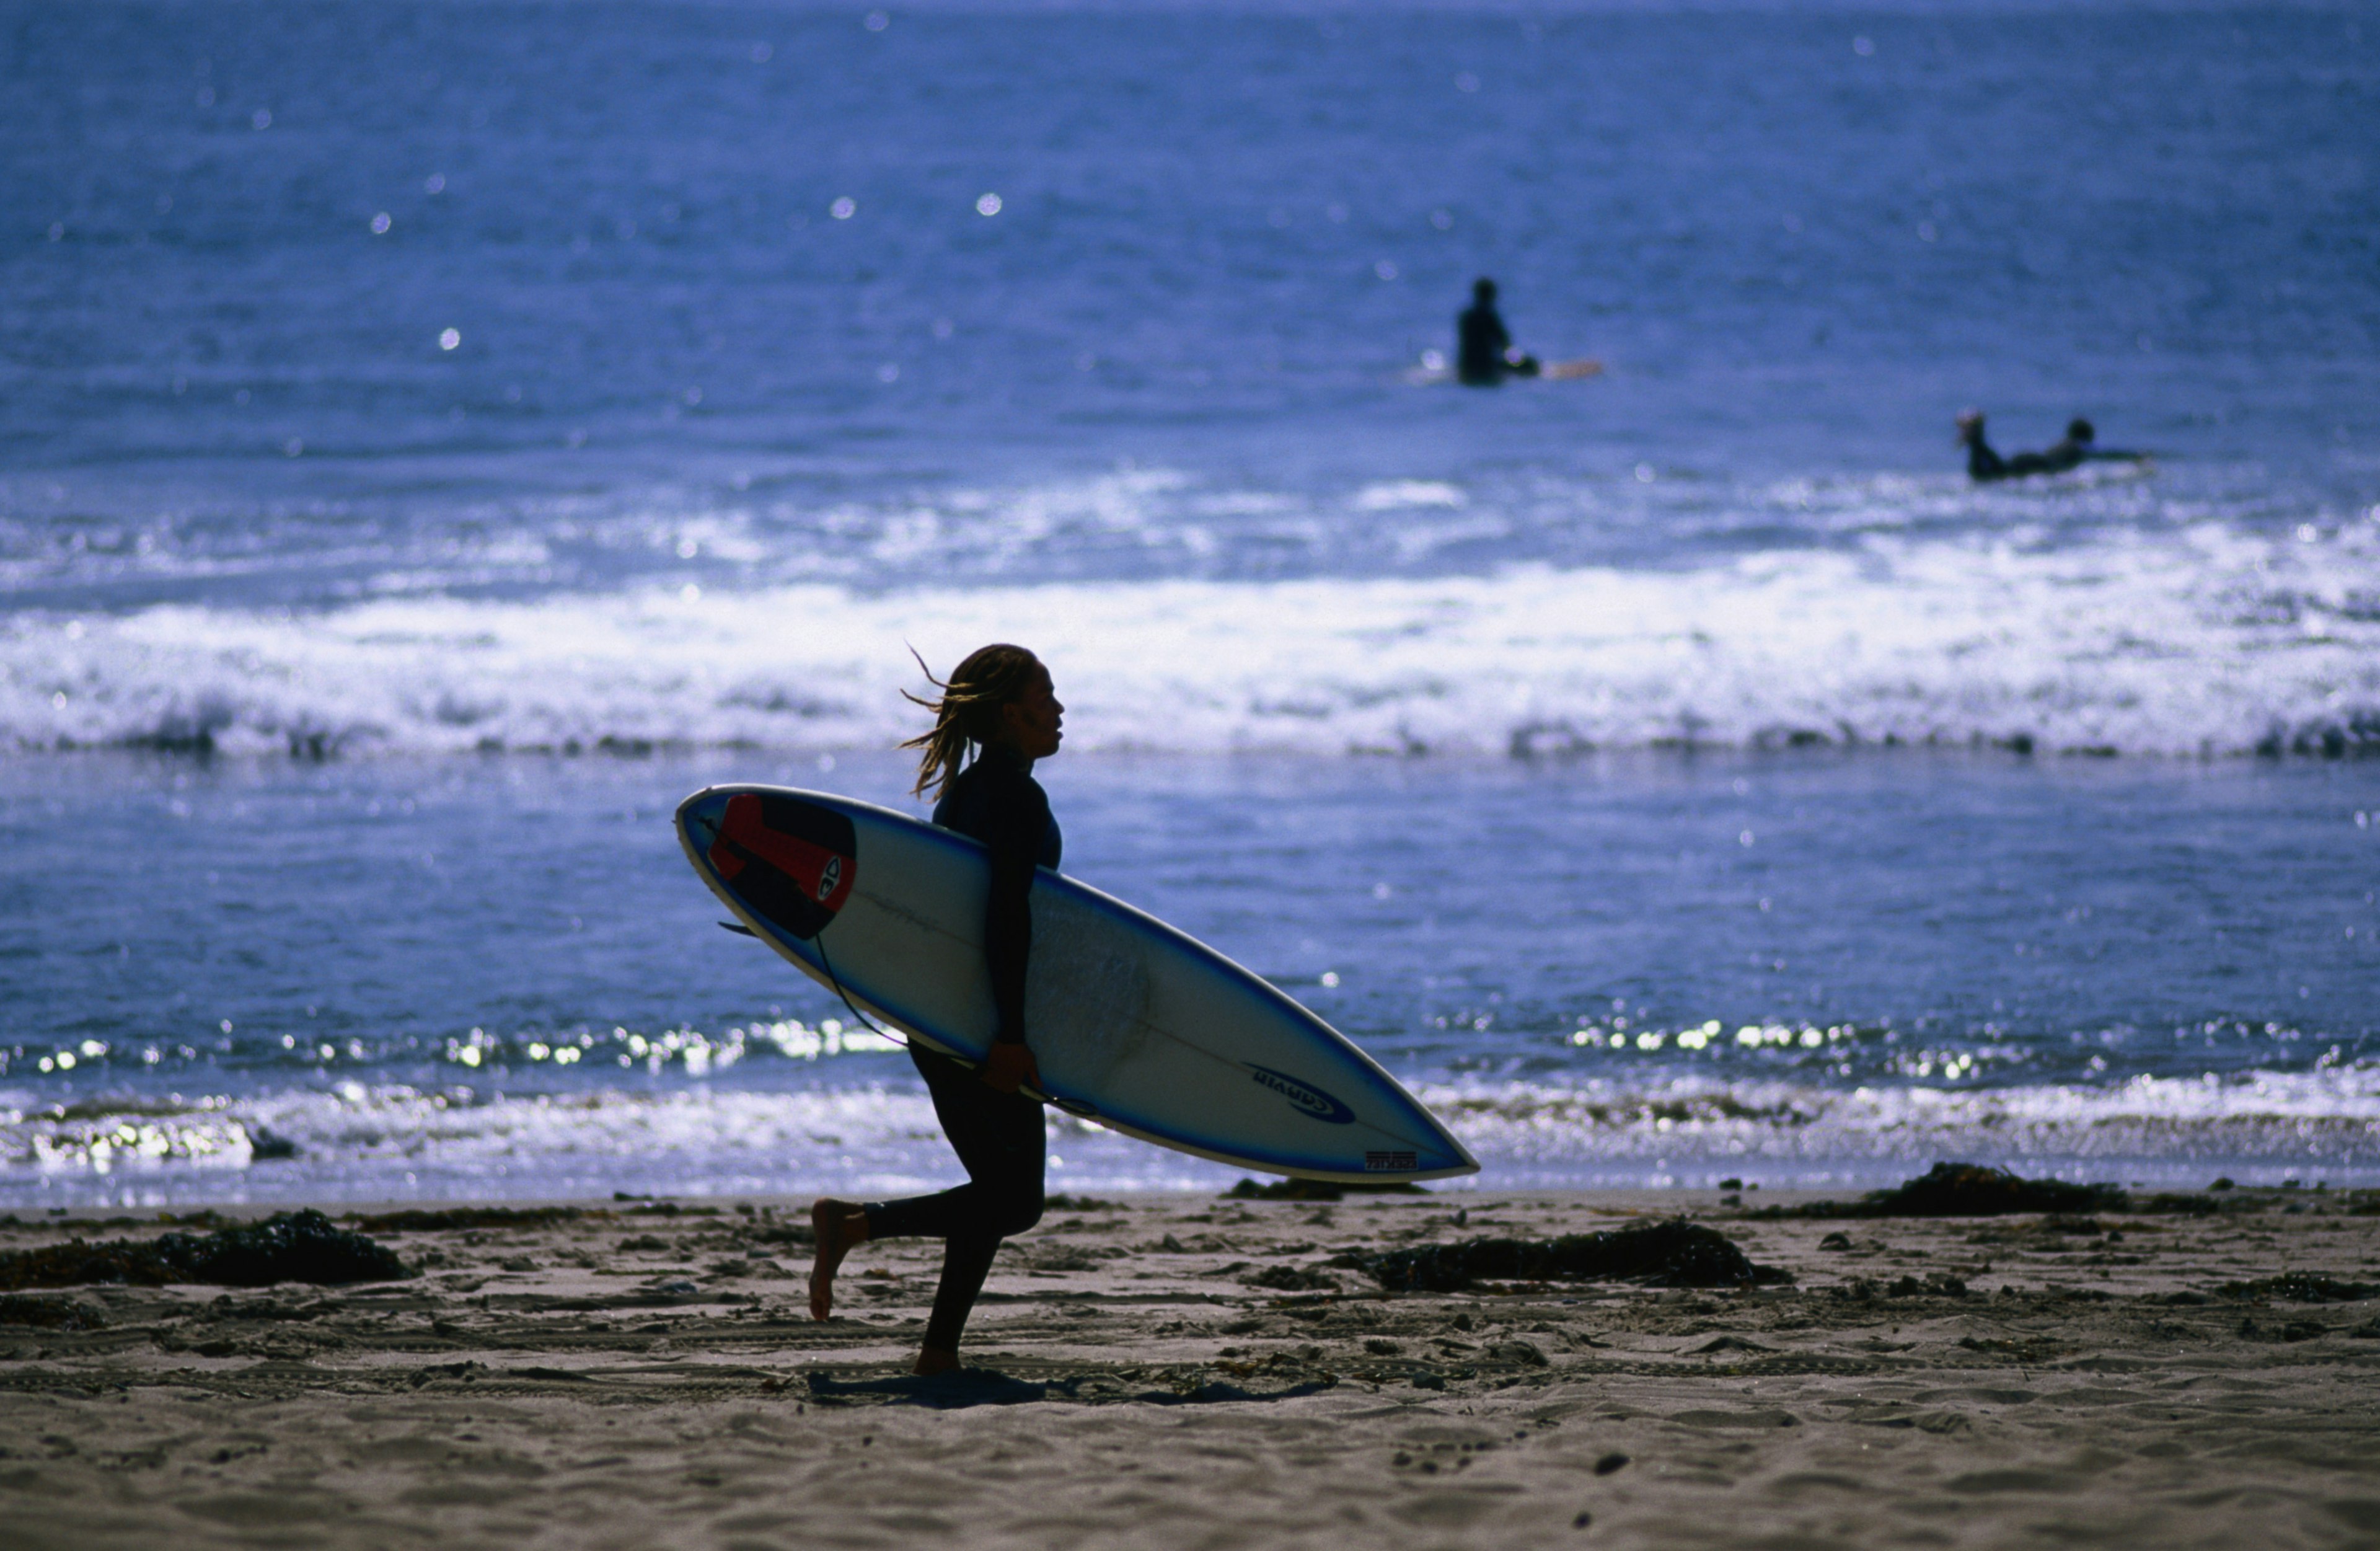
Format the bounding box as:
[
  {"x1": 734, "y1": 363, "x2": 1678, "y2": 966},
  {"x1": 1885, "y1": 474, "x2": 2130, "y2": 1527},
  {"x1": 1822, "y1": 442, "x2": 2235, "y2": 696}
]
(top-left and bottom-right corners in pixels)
[
  {"x1": 2220, "y1": 1273, "x2": 2376, "y2": 1304},
  {"x1": 347, "y1": 1206, "x2": 583, "y2": 1234},
  {"x1": 1348, "y1": 1219, "x2": 1790, "y2": 1293},
  {"x1": 0, "y1": 1209, "x2": 413, "y2": 1291},
  {"x1": 1748, "y1": 1162, "x2": 2124, "y2": 1221},
  {"x1": 0, "y1": 1294, "x2": 110, "y2": 1330}
]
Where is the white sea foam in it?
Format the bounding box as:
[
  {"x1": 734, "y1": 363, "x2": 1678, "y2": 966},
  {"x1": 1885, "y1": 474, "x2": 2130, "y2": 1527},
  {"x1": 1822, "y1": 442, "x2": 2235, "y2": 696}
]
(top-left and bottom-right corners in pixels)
[
  {"x1": 7, "y1": 518, "x2": 2379, "y2": 759},
  {"x1": 0, "y1": 1082, "x2": 1228, "y2": 1208},
  {"x1": 1417, "y1": 1063, "x2": 2380, "y2": 1180},
  {"x1": 6, "y1": 1062, "x2": 2375, "y2": 1207},
  {"x1": 1353, "y1": 479, "x2": 1468, "y2": 511}
]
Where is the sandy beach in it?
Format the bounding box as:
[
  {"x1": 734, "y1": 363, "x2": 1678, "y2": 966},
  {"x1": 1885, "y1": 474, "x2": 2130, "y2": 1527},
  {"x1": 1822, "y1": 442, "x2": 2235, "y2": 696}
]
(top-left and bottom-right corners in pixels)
[{"x1": 4, "y1": 1183, "x2": 2378, "y2": 1549}]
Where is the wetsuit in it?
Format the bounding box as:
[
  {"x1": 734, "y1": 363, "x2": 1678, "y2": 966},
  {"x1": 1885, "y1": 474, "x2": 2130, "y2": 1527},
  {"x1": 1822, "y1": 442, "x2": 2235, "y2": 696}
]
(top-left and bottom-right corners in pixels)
[
  {"x1": 862, "y1": 746, "x2": 1054, "y2": 1353},
  {"x1": 1962, "y1": 425, "x2": 2053, "y2": 482},
  {"x1": 1457, "y1": 299, "x2": 1511, "y2": 385},
  {"x1": 1457, "y1": 301, "x2": 1538, "y2": 386}
]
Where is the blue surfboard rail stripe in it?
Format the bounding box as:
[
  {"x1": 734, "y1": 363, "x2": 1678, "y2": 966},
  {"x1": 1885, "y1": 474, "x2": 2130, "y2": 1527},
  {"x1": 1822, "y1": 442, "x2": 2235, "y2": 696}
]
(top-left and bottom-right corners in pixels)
[{"x1": 676, "y1": 785, "x2": 1478, "y2": 1183}]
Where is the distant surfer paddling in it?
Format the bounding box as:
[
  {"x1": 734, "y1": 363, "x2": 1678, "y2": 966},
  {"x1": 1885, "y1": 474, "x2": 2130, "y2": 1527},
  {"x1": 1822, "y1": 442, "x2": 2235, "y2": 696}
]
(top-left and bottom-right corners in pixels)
[
  {"x1": 1457, "y1": 277, "x2": 1539, "y2": 385},
  {"x1": 808, "y1": 644, "x2": 1062, "y2": 1375},
  {"x1": 1957, "y1": 410, "x2": 2148, "y2": 482}
]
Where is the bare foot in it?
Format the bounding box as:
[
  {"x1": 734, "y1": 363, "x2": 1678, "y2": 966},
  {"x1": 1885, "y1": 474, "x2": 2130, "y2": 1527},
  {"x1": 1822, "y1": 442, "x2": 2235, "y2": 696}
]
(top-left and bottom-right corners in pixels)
[
  {"x1": 913, "y1": 1345, "x2": 961, "y2": 1377},
  {"x1": 808, "y1": 1198, "x2": 868, "y2": 1321}
]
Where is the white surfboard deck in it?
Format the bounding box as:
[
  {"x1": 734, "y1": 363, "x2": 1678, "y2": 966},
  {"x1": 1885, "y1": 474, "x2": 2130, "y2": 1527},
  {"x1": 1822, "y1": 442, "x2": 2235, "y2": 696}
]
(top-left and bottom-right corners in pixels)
[{"x1": 677, "y1": 785, "x2": 1478, "y2": 1185}]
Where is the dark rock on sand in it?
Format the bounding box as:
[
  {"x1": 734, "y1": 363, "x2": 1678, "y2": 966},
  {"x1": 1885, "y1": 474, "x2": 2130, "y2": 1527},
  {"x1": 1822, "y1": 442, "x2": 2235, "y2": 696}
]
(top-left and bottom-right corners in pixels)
[
  {"x1": 1347, "y1": 1219, "x2": 1789, "y2": 1292},
  {"x1": 0, "y1": 1209, "x2": 413, "y2": 1291},
  {"x1": 1749, "y1": 1162, "x2": 2123, "y2": 1220}
]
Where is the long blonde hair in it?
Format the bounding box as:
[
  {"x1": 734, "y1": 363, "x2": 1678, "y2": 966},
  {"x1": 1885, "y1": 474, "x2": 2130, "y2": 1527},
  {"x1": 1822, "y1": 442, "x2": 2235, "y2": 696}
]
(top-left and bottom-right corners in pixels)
[{"x1": 900, "y1": 643, "x2": 1046, "y2": 798}]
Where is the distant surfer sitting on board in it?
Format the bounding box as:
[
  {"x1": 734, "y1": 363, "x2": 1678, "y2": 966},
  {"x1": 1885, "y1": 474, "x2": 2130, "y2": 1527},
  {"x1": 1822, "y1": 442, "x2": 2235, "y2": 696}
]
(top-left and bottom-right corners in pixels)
[
  {"x1": 808, "y1": 643, "x2": 1062, "y2": 1375},
  {"x1": 1457, "y1": 277, "x2": 1539, "y2": 386}
]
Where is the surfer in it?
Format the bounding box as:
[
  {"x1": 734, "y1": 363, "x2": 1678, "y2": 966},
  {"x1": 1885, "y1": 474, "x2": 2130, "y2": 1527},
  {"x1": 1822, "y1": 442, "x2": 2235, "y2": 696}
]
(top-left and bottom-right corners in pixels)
[
  {"x1": 1457, "y1": 277, "x2": 1540, "y2": 386},
  {"x1": 1958, "y1": 410, "x2": 2146, "y2": 481},
  {"x1": 807, "y1": 643, "x2": 1062, "y2": 1375}
]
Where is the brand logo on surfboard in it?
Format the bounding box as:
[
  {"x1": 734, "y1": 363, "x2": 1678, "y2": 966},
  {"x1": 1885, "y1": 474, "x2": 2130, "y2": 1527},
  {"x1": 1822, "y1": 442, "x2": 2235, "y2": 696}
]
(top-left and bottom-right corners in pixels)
[
  {"x1": 1246, "y1": 1065, "x2": 1354, "y2": 1125},
  {"x1": 705, "y1": 792, "x2": 857, "y2": 941}
]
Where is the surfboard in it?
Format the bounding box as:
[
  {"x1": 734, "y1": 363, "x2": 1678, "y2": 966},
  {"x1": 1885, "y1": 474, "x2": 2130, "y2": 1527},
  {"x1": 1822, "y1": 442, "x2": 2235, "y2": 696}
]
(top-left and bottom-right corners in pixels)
[
  {"x1": 1402, "y1": 356, "x2": 1603, "y2": 386},
  {"x1": 676, "y1": 785, "x2": 1479, "y2": 1184}
]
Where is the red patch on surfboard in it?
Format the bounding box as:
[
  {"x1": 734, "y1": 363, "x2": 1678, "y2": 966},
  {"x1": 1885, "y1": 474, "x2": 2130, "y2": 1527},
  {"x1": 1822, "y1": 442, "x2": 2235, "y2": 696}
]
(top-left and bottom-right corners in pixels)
[{"x1": 708, "y1": 792, "x2": 857, "y2": 940}]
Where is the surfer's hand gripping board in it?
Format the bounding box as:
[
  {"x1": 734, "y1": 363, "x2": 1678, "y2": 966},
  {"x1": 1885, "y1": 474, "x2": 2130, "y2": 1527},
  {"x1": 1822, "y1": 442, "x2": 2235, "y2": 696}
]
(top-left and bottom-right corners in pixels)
[{"x1": 979, "y1": 1041, "x2": 1041, "y2": 1097}]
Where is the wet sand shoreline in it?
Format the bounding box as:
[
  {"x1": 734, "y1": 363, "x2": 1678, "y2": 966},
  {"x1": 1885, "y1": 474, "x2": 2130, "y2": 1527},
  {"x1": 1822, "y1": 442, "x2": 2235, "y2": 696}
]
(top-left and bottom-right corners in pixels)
[{"x1": 4, "y1": 1187, "x2": 2377, "y2": 1549}]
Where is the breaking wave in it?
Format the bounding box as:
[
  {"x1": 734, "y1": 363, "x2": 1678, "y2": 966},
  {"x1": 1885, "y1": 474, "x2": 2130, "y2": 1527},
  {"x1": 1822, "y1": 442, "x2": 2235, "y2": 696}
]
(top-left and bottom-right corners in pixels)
[{"x1": 7, "y1": 516, "x2": 2380, "y2": 762}]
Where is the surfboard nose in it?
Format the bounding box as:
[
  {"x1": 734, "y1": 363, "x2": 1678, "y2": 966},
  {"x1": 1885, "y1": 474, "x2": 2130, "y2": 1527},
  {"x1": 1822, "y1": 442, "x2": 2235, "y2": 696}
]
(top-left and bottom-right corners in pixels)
[
  {"x1": 677, "y1": 789, "x2": 724, "y2": 835},
  {"x1": 681, "y1": 788, "x2": 858, "y2": 943}
]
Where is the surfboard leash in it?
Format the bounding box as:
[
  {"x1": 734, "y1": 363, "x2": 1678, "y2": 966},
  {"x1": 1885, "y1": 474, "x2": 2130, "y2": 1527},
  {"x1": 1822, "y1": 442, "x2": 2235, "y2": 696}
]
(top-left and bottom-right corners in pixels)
[
  {"x1": 808, "y1": 934, "x2": 902, "y2": 1048},
  {"x1": 722, "y1": 918, "x2": 910, "y2": 1051}
]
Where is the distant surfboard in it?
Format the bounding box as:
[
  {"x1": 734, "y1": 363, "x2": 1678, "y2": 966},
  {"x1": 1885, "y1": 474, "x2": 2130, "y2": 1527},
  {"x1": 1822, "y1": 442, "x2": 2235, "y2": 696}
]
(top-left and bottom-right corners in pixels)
[
  {"x1": 679, "y1": 785, "x2": 1479, "y2": 1185},
  {"x1": 1403, "y1": 356, "x2": 1603, "y2": 386}
]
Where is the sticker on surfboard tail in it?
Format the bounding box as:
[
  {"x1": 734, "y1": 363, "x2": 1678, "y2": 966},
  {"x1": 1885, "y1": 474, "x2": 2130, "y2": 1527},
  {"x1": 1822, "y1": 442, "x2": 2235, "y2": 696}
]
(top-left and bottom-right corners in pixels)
[
  {"x1": 706, "y1": 792, "x2": 857, "y2": 940},
  {"x1": 1247, "y1": 1064, "x2": 1355, "y2": 1125}
]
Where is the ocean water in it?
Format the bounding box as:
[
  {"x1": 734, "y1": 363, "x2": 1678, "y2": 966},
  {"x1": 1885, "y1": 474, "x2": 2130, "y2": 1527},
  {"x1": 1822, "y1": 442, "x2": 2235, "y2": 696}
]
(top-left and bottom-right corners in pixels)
[{"x1": 4, "y1": 0, "x2": 2377, "y2": 1205}]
